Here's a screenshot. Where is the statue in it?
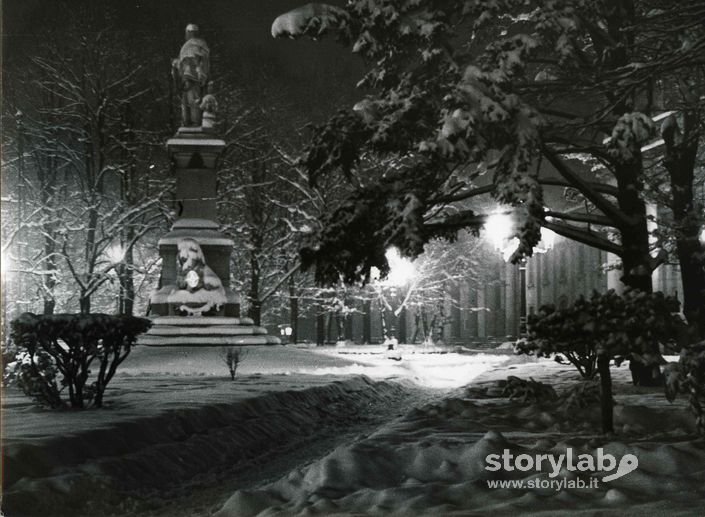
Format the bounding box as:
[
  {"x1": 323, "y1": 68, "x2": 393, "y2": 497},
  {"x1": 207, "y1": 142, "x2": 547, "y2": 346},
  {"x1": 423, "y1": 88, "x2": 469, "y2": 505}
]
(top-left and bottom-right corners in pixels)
[
  {"x1": 173, "y1": 24, "x2": 210, "y2": 127},
  {"x1": 167, "y1": 238, "x2": 227, "y2": 316}
]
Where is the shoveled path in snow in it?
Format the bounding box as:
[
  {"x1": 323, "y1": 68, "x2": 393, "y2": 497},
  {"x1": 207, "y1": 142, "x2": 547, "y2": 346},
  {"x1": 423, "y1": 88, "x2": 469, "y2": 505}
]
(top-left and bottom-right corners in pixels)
[
  {"x1": 4, "y1": 345, "x2": 486, "y2": 517},
  {"x1": 213, "y1": 357, "x2": 705, "y2": 517}
]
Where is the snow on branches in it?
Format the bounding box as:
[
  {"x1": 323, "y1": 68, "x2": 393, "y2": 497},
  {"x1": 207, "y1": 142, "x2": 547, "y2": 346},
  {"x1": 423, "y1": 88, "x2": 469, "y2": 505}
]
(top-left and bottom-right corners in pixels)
[
  {"x1": 607, "y1": 113, "x2": 656, "y2": 163},
  {"x1": 271, "y1": 3, "x2": 351, "y2": 40}
]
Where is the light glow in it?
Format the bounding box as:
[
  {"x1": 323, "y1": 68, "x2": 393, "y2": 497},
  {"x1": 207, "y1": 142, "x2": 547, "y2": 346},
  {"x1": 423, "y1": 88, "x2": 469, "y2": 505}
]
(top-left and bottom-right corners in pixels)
[
  {"x1": 486, "y1": 212, "x2": 557, "y2": 261},
  {"x1": 485, "y1": 212, "x2": 520, "y2": 260},
  {"x1": 485, "y1": 212, "x2": 514, "y2": 250},
  {"x1": 377, "y1": 247, "x2": 415, "y2": 287}
]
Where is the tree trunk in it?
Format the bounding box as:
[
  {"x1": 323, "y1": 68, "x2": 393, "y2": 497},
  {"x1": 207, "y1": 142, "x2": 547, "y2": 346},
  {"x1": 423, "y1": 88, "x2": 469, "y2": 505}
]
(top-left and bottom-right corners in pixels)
[
  {"x1": 287, "y1": 274, "x2": 299, "y2": 343},
  {"x1": 248, "y1": 300, "x2": 262, "y2": 326},
  {"x1": 289, "y1": 294, "x2": 299, "y2": 344},
  {"x1": 411, "y1": 311, "x2": 421, "y2": 344},
  {"x1": 676, "y1": 239, "x2": 705, "y2": 339},
  {"x1": 362, "y1": 300, "x2": 372, "y2": 344},
  {"x1": 316, "y1": 306, "x2": 325, "y2": 346},
  {"x1": 79, "y1": 294, "x2": 91, "y2": 314},
  {"x1": 398, "y1": 307, "x2": 407, "y2": 344},
  {"x1": 597, "y1": 354, "x2": 614, "y2": 434},
  {"x1": 335, "y1": 312, "x2": 345, "y2": 341},
  {"x1": 663, "y1": 116, "x2": 705, "y2": 339},
  {"x1": 42, "y1": 235, "x2": 57, "y2": 314},
  {"x1": 123, "y1": 242, "x2": 135, "y2": 316},
  {"x1": 326, "y1": 312, "x2": 335, "y2": 342},
  {"x1": 615, "y1": 162, "x2": 653, "y2": 293},
  {"x1": 615, "y1": 161, "x2": 658, "y2": 385},
  {"x1": 38, "y1": 148, "x2": 58, "y2": 315},
  {"x1": 121, "y1": 227, "x2": 135, "y2": 316},
  {"x1": 247, "y1": 252, "x2": 261, "y2": 325}
]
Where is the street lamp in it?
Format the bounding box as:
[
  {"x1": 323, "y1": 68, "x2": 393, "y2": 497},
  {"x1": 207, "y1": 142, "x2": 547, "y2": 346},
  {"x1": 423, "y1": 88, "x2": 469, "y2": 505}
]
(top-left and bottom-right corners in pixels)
[
  {"x1": 279, "y1": 324, "x2": 292, "y2": 344},
  {"x1": 484, "y1": 211, "x2": 520, "y2": 261},
  {"x1": 383, "y1": 247, "x2": 415, "y2": 287},
  {"x1": 484, "y1": 210, "x2": 556, "y2": 261},
  {"x1": 484, "y1": 210, "x2": 556, "y2": 338}
]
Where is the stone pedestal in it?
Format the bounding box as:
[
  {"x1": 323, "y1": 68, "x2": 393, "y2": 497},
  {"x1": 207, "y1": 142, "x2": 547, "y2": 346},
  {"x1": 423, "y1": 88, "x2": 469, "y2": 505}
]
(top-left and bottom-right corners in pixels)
[{"x1": 141, "y1": 128, "x2": 279, "y2": 346}]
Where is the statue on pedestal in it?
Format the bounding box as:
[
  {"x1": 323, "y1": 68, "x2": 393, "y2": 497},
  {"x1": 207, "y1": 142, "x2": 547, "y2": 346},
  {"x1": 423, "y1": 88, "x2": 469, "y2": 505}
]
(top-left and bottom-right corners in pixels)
[
  {"x1": 140, "y1": 23, "x2": 280, "y2": 344},
  {"x1": 173, "y1": 24, "x2": 210, "y2": 128}
]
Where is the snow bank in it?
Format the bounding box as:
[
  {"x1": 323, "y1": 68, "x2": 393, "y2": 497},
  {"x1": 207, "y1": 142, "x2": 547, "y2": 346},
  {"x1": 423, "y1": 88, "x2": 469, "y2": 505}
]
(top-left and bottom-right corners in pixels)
[
  {"x1": 217, "y1": 425, "x2": 705, "y2": 516},
  {"x1": 216, "y1": 360, "x2": 705, "y2": 517},
  {"x1": 2, "y1": 376, "x2": 414, "y2": 517}
]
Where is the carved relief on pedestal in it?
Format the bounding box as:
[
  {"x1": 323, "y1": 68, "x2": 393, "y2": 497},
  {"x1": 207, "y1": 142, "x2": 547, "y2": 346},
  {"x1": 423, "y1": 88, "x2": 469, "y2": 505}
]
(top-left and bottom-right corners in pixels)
[{"x1": 166, "y1": 238, "x2": 227, "y2": 316}]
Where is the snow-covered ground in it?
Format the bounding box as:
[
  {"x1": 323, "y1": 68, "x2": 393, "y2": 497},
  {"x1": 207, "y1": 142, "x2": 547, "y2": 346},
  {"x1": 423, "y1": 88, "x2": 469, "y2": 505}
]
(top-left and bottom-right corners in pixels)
[
  {"x1": 3, "y1": 345, "x2": 704, "y2": 516},
  {"x1": 214, "y1": 353, "x2": 705, "y2": 517}
]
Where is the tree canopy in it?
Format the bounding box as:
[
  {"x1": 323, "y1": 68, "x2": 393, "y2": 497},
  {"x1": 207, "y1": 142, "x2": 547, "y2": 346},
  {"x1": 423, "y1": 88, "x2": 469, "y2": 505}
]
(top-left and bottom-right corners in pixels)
[{"x1": 273, "y1": 0, "x2": 705, "y2": 333}]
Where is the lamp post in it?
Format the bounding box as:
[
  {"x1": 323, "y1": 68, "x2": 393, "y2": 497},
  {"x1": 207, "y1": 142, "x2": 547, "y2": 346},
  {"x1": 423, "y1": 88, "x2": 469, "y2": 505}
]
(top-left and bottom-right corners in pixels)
[
  {"x1": 484, "y1": 210, "x2": 555, "y2": 338},
  {"x1": 278, "y1": 324, "x2": 292, "y2": 344}
]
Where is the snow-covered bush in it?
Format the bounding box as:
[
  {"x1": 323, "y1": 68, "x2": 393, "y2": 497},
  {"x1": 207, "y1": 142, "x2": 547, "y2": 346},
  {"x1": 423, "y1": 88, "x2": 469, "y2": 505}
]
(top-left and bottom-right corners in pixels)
[
  {"x1": 519, "y1": 289, "x2": 686, "y2": 433},
  {"x1": 7, "y1": 313, "x2": 151, "y2": 408},
  {"x1": 517, "y1": 300, "x2": 599, "y2": 379},
  {"x1": 557, "y1": 380, "x2": 602, "y2": 412},
  {"x1": 665, "y1": 340, "x2": 705, "y2": 435},
  {"x1": 4, "y1": 348, "x2": 63, "y2": 408},
  {"x1": 519, "y1": 289, "x2": 683, "y2": 378},
  {"x1": 497, "y1": 375, "x2": 557, "y2": 404}
]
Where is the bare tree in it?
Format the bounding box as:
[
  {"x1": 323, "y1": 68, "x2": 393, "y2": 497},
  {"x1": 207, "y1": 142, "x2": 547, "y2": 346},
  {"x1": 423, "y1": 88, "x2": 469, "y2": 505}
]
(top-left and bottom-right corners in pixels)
[{"x1": 2, "y1": 21, "x2": 172, "y2": 315}]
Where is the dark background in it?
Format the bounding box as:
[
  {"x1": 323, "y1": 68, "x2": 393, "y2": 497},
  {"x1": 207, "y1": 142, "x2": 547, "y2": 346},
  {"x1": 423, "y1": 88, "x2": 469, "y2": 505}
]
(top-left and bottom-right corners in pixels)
[{"x1": 2, "y1": 0, "x2": 364, "y2": 136}]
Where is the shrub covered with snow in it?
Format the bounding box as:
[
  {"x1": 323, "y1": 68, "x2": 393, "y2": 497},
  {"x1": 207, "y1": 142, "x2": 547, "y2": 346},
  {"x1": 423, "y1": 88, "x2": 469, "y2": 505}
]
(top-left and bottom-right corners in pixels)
[
  {"x1": 497, "y1": 375, "x2": 557, "y2": 404},
  {"x1": 665, "y1": 340, "x2": 705, "y2": 435},
  {"x1": 519, "y1": 289, "x2": 685, "y2": 433},
  {"x1": 7, "y1": 313, "x2": 151, "y2": 409},
  {"x1": 519, "y1": 289, "x2": 684, "y2": 377}
]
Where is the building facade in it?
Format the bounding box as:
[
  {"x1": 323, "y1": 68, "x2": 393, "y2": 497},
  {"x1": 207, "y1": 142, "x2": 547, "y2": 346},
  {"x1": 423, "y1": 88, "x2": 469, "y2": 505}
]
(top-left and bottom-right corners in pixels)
[{"x1": 292, "y1": 233, "x2": 684, "y2": 345}]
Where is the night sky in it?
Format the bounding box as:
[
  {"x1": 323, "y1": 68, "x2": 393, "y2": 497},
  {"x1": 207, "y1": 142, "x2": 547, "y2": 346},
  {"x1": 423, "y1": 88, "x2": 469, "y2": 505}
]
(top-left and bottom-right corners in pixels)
[{"x1": 2, "y1": 0, "x2": 364, "y2": 133}]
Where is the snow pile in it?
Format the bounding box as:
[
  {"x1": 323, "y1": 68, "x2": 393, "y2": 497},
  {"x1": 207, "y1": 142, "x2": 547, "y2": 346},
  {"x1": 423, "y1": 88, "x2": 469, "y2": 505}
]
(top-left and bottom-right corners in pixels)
[
  {"x1": 2, "y1": 376, "x2": 416, "y2": 517},
  {"x1": 271, "y1": 3, "x2": 348, "y2": 39},
  {"x1": 217, "y1": 431, "x2": 705, "y2": 516},
  {"x1": 216, "y1": 360, "x2": 705, "y2": 517}
]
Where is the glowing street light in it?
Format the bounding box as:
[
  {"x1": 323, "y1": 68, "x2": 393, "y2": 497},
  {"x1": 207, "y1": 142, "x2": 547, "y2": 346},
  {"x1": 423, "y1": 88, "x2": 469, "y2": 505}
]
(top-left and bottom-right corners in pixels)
[
  {"x1": 484, "y1": 210, "x2": 556, "y2": 261},
  {"x1": 370, "y1": 247, "x2": 416, "y2": 287},
  {"x1": 384, "y1": 247, "x2": 415, "y2": 287},
  {"x1": 484, "y1": 212, "x2": 514, "y2": 249},
  {"x1": 484, "y1": 211, "x2": 520, "y2": 261}
]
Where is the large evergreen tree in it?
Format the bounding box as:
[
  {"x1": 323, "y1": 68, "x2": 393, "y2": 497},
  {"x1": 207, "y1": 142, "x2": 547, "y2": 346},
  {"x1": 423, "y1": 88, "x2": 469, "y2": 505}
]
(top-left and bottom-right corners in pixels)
[{"x1": 273, "y1": 0, "x2": 705, "y2": 336}]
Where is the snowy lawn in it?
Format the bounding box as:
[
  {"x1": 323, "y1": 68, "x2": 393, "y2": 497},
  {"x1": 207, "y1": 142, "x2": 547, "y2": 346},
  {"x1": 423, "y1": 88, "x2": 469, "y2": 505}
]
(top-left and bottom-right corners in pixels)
[
  {"x1": 3, "y1": 345, "x2": 703, "y2": 516},
  {"x1": 215, "y1": 356, "x2": 705, "y2": 517},
  {"x1": 3, "y1": 344, "x2": 512, "y2": 444},
  {"x1": 2, "y1": 344, "x2": 508, "y2": 516}
]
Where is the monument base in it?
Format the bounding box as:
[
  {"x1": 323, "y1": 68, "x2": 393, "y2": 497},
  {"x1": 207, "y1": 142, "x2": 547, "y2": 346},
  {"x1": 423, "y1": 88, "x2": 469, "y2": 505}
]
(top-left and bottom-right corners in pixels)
[{"x1": 138, "y1": 316, "x2": 281, "y2": 346}]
